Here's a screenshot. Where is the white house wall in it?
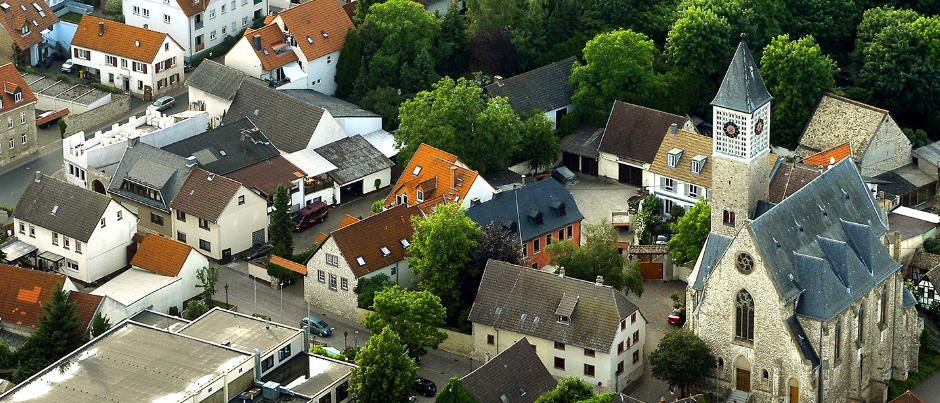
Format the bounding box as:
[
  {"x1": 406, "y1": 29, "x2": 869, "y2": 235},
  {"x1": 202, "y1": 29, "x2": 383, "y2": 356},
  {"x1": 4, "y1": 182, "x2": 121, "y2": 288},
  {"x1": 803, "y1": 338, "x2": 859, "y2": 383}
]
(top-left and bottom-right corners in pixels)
[
  {"x1": 302, "y1": 51, "x2": 339, "y2": 96},
  {"x1": 188, "y1": 86, "x2": 232, "y2": 126},
  {"x1": 70, "y1": 36, "x2": 185, "y2": 96},
  {"x1": 306, "y1": 110, "x2": 347, "y2": 150},
  {"x1": 461, "y1": 177, "x2": 496, "y2": 208},
  {"x1": 649, "y1": 173, "x2": 709, "y2": 210},
  {"x1": 84, "y1": 201, "x2": 139, "y2": 283},
  {"x1": 336, "y1": 116, "x2": 382, "y2": 138},
  {"x1": 216, "y1": 185, "x2": 269, "y2": 258},
  {"x1": 224, "y1": 37, "x2": 266, "y2": 79}
]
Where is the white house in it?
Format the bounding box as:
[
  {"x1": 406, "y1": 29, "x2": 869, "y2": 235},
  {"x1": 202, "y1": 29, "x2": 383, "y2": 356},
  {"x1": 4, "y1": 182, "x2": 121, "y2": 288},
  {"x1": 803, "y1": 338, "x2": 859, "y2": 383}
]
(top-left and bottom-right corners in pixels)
[
  {"x1": 304, "y1": 204, "x2": 423, "y2": 321},
  {"x1": 468, "y1": 260, "x2": 647, "y2": 392},
  {"x1": 122, "y1": 0, "x2": 268, "y2": 62},
  {"x1": 169, "y1": 167, "x2": 269, "y2": 261},
  {"x1": 225, "y1": 0, "x2": 352, "y2": 94},
  {"x1": 384, "y1": 143, "x2": 495, "y2": 210},
  {"x1": 185, "y1": 59, "x2": 245, "y2": 126},
  {"x1": 485, "y1": 57, "x2": 576, "y2": 131},
  {"x1": 70, "y1": 16, "x2": 185, "y2": 98},
  {"x1": 13, "y1": 173, "x2": 137, "y2": 284},
  {"x1": 92, "y1": 234, "x2": 209, "y2": 321},
  {"x1": 648, "y1": 124, "x2": 712, "y2": 213}
]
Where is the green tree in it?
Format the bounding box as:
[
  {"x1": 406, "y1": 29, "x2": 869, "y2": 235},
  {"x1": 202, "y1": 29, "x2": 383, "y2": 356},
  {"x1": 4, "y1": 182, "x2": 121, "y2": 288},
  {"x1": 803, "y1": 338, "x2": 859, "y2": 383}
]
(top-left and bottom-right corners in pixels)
[
  {"x1": 678, "y1": 0, "x2": 789, "y2": 52},
  {"x1": 666, "y1": 6, "x2": 734, "y2": 78},
  {"x1": 435, "y1": 377, "x2": 479, "y2": 403},
  {"x1": 787, "y1": 0, "x2": 861, "y2": 56},
  {"x1": 578, "y1": 394, "x2": 617, "y2": 403},
  {"x1": 581, "y1": 0, "x2": 681, "y2": 44},
  {"x1": 517, "y1": 112, "x2": 559, "y2": 173},
  {"x1": 904, "y1": 128, "x2": 931, "y2": 148},
  {"x1": 760, "y1": 34, "x2": 837, "y2": 148},
  {"x1": 649, "y1": 329, "x2": 716, "y2": 397},
  {"x1": 352, "y1": 0, "x2": 382, "y2": 25},
  {"x1": 409, "y1": 202, "x2": 481, "y2": 303},
  {"x1": 354, "y1": 274, "x2": 395, "y2": 309},
  {"x1": 396, "y1": 77, "x2": 522, "y2": 172},
  {"x1": 547, "y1": 220, "x2": 643, "y2": 296},
  {"x1": 436, "y1": 1, "x2": 471, "y2": 78},
  {"x1": 335, "y1": 27, "x2": 362, "y2": 98},
  {"x1": 535, "y1": 377, "x2": 595, "y2": 403},
  {"x1": 183, "y1": 299, "x2": 209, "y2": 320},
  {"x1": 465, "y1": 0, "x2": 526, "y2": 34},
  {"x1": 363, "y1": 287, "x2": 447, "y2": 356},
  {"x1": 350, "y1": 326, "x2": 417, "y2": 403},
  {"x1": 570, "y1": 29, "x2": 660, "y2": 125},
  {"x1": 105, "y1": 0, "x2": 122, "y2": 16},
  {"x1": 854, "y1": 6, "x2": 920, "y2": 55},
  {"x1": 358, "y1": 86, "x2": 407, "y2": 130},
  {"x1": 13, "y1": 285, "x2": 87, "y2": 382},
  {"x1": 89, "y1": 312, "x2": 111, "y2": 338},
  {"x1": 0, "y1": 340, "x2": 13, "y2": 368},
  {"x1": 196, "y1": 265, "x2": 220, "y2": 303},
  {"x1": 269, "y1": 185, "x2": 294, "y2": 258},
  {"x1": 668, "y1": 198, "x2": 711, "y2": 265},
  {"x1": 357, "y1": 0, "x2": 441, "y2": 94},
  {"x1": 267, "y1": 261, "x2": 297, "y2": 281}
]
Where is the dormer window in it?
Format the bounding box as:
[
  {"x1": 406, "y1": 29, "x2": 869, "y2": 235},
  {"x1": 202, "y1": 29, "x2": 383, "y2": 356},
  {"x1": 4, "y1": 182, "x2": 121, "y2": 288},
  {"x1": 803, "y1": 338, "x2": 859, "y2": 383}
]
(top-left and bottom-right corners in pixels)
[
  {"x1": 380, "y1": 246, "x2": 390, "y2": 256},
  {"x1": 412, "y1": 166, "x2": 422, "y2": 176},
  {"x1": 14, "y1": 91, "x2": 22, "y2": 102},
  {"x1": 557, "y1": 315, "x2": 570, "y2": 325},
  {"x1": 691, "y1": 155, "x2": 707, "y2": 175},
  {"x1": 666, "y1": 148, "x2": 683, "y2": 168},
  {"x1": 356, "y1": 256, "x2": 365, "y2": 266},
  {"x1": 20, "y1": 25, "x2": 27, "y2": 35}
]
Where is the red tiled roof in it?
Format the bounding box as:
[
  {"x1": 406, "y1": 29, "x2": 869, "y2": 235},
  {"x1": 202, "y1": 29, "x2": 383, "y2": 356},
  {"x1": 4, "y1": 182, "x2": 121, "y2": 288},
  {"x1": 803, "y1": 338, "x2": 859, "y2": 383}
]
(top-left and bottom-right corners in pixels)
[
  {"x1": 338, "y1": 214, "x2": 360, "y2": 229},
  {"x1": 890, "y1": 391, "x2": 925, "y2": 403},
  {"x1": 804, "y1": 142, "x2": 852, "y2": 167},
  {"x1": 175, "y1": 0, "x2": 209, "y2": 18},
  {"x1": 331, "y1": 204, "x2": 422, "y2": 277},
  {"x1": 170, "y1": 168, "x2": 242, "y2": 222},
  {"x1": 385, "y1": 144, "x2": 481, "y2": 209},
  {"x1": 0, "y1": 264, "x2": 65, "y2": 329},
  {"x1": 68, "y1": 291, "x2": 104, "y2": 330},
  {"x1": 0, "y1": 63, "x2": 36, "y2": 114},
  {"x1": 130, "y1": 234, "x2": 194, "y2": 277},
  {"x1": 276, "y1": 0, "x2": 353, "y2": 61},
  {"x1": 0, "y1": 0, "x2": 57, "y2": 50},
  {"x1": 270, "y1": 255, "x2": 308, "y2": 276},
  {"x1": 226, "y1": 155, "x2": 304, "y2": 197},
  {"x1": 72, "y1": 15, "x2": 179, "y2": 63},
  {"x1": 242, "y1": 24, "x2": 299, "y2": 71}
]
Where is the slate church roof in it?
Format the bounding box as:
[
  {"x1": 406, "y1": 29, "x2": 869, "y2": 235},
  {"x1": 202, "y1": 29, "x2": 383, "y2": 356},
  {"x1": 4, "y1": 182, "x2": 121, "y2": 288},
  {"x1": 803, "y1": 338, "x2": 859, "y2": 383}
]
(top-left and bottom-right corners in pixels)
[{"x1": 711, "y1": 39, "x2": 772, "y2": 113}]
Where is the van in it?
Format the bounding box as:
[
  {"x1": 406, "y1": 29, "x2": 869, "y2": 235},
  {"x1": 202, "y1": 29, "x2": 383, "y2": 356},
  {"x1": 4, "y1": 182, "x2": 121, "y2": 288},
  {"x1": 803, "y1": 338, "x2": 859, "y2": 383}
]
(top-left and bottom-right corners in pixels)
[
  {"x1": 552, "y1": 166, "x2": 578, "y2": 187},
  {"x1": 293, "y1": 201, "x2": 328, "y2": 232}
]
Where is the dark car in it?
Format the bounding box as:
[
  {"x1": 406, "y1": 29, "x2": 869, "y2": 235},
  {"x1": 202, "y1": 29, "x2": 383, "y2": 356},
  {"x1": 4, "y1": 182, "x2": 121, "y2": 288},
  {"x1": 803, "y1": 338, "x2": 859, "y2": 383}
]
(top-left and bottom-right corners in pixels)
[
  {"x1": 300, "y1": 315, "x2": 333, "y2": 337},
  {"x1": 552, "y1": 166, "x2": 578, "y2": 187},
  {"x1": 243, "y1": 243, "x2": 273, "y2": 261},
  {"x1": 292, "y1": 201, "x2": 329, "y2": 232},
  {"x1": 412, "y1": 377, "x2": 437, "y2": 397}
]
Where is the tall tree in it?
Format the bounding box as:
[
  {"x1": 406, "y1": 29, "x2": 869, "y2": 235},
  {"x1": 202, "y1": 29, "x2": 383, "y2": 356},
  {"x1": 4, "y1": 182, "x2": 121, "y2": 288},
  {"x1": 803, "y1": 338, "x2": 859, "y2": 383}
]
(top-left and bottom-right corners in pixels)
[
  {"x1": 196, "y1": 265, "x2": 220, "y2": 304},
  {"x1": 269, "y1": 185, "x2": 293, "y2": 258},
  {"x1": 787, "y1": 0, "x2": 861, "y2": 57},
  {"x1": 854, "y1": 6, "x2": 920, "y2": 55},
  {"x1": 570, "y1": 29, "x2": 660, "y2": 125},
  {"x1": 13, "y1": 285, "x2": 87, "y2": 382},
  {"x1": 546, "y1": 220, "x2": 644, "y2": 296},
  {"x1": 436, "y1": 0, "x2": 471, "y2": 78},
  {"x1": 471, "y1": 28, "x2": 520, "y2": 77},
  {"x1": 409, "y1": 203, "x2": 481, "y2": 303},
  {"x1": 465, "y1": 0, "x2": 526, "y2": 34},
  {"x1": 335, "y1": 27, "x2": 362, "y2": 98},
  {"x1": 668, "y1": 198, "x2": 711, "y2": 265},
  {"x1": 666, "y1": 5, "x2": 734, "y2": 78},
  {"x1": 435, "y1": 377, "x2": 480, "y2": 403},
  {"x1": 534, "y1": 377, "x2": 595, "y2": 403},
  {"x1": 678, "y1": 0, "x2": 789, "y2": 53},
  {"x1": 516, "y1": 112, "x2": 560, "y2": 173},
  {"x1": 760, "y1": 34, "x2": 837, "y2": 148},
  {"x1": 649, "y1": 330, "x2": 716, "y2": 397},
  {"x1": 357, "y1": 0, "x2": 441, "y2": 94},
  {"x1": 470, "y1": 223, "x2": 524, "y2": 270},
  {"x1": 354, "y1": 273, "x2": 395, "y2": 309},
  {"x1": 350, "y1": 327, "x2": 417, "y2": 403},
  {"x1": 363, "y1": 287, "x2": 447, "y2": 356},
  {"x1": 89, "y1": 312, "x2": 111, "y2": 338}
]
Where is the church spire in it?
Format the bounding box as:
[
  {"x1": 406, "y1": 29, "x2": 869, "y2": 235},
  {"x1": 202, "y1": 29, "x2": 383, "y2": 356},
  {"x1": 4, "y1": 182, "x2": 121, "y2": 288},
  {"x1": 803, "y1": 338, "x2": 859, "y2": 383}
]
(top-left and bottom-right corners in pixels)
[{"x1": 711, "y1": 34, "x2": 772, "y2": 114}]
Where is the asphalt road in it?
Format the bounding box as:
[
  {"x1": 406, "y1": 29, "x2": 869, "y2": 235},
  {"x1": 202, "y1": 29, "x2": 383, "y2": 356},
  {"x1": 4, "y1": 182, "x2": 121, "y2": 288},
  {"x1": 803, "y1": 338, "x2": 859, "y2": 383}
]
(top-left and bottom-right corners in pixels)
[{"x1": 0, "y1": 90, "x2": 189, "y2": 208}]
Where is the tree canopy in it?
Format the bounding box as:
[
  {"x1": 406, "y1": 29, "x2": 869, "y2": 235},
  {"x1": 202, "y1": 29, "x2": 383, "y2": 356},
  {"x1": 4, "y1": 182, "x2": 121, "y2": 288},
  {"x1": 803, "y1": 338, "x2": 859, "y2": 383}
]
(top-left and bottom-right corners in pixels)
[
  {"x1": 90, "y1": 312, "x2": 111, "y2": 338},
  {"x1": 547, "y1": 220, "x2": 643, "y2": 296},
  {"x1": 196, "y1": 265, "x2": 220, "y2": 304},
  {"x1": 12, "y1": 285, "x2": 87, "y2": 382},
  {"x1": 269, "y1": 185, "x2": 293, "y2": 258},
  {"x1": 354, "y1": 274, "x2": 395, "y2": 309},
  {"x1": 666, "y1": 5, "x2": 734, "y2": 78},
  {"x1": 363, "y1": 286, "x2": 448, "y2": 356},
  {"x1": 409, "y1": 202, "x2": 481, "y2": 303},
  {"x1": 668, "y1": 198, "x2": 711, "y2": 265},
  {"x1": 534, "y1": 377, "x2": 595, "y2": 403},
  {"x1": 351, "y1": 326, "x2": 417, "y2": 403},
  {"x1": 649, "y1": 329, "x2": 716, "y2": 397},
  {"x1": 357, "y1": 0, "x2": 441, "y2": 95}
]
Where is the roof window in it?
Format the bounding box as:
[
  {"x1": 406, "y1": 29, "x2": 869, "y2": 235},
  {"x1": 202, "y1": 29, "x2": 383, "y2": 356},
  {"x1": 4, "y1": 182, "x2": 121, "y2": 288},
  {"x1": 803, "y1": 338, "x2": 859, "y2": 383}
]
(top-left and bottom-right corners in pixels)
[
  {"x1": 356, "y1": 256, "x2": 365, "y2": 266},
  {"x1": 380, "y1": 246, "x2": 390, "y2": 256},
  {"x1": 667, "y1": 148, "x2": 683, "y2": 168},
  {"x1": 400, "y1": 238, "x2": 410, "y2": 248},
  {"x1": 412, "y1": 166, "x2": 422, "y2": 176}
]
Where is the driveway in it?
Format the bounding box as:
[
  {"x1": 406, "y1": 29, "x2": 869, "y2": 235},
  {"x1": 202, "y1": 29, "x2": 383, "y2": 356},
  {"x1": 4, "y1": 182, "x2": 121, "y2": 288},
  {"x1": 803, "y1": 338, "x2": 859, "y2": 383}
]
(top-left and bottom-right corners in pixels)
[
  {"x1": 622, "y1": 281, "x2": 688, "y2": 402},
  {"x1": 291, "y1": 193, "x2": 379, "y2": 252}
]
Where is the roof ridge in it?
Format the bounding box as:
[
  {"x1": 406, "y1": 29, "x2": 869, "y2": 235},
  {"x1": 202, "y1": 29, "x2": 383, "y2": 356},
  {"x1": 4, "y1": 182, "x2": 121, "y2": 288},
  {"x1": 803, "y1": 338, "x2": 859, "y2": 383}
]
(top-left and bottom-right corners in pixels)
[
  {"x1": 823, "y1": 92, "x2": 888, "y2": 115},
  {"x1": 613, "y1": 100, "x2": 685, "y2": 120}
]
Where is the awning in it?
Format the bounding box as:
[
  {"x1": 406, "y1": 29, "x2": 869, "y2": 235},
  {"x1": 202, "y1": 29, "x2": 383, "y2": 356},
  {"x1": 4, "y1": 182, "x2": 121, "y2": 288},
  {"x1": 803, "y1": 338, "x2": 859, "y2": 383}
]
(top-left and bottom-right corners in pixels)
[
  {"x1": 0, "y1": 239, "x2": 37, "y2": 262},
  {"x1": 282, "y1": 62, "x2": 306, "y2": 82},
  {"x1": 283, "y1": 149, "x2": 337, "y2": 177},
  {"x1": 38, "y1": 251, "x2": 65, "y2": 262}
]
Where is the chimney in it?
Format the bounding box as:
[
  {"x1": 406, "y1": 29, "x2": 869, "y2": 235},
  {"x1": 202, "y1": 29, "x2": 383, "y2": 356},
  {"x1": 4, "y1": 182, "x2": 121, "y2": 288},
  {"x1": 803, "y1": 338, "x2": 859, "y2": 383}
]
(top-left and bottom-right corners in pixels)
[
  {"x1": 670, "y1": 123, "x2": 678, "y2": 135},
  {"x1": 33, "y1": 171, "x2": 41, "y2": 182},
  {"x1": 595, "y1": 275, "x2": 604, "y2": 286},
  {"x1": 470, "y1": 197, "x2": 480, "y2": 207},
  {"x1": 97, "y1": 22, "x2": 104, "y2": 36},
  {"x1": 185, "y1": 155, "x2": 197, "y2": 168},
  {"x1": 302, "y1": 324, "x2": 310, "y2": 353},
  {"x1": 128, "y1": 137, "x2": 140, "y2": 147},
  {"x1": 893, "y1": 231, "x2": 901, "y2": 261},
  {"x1": 253, "y1": 34, "x2": 262, "y2": 51},
  {"x1": 558, "y1": 266, "x2": 564, "y2": 277},
  {"x1": 450, "y1": 165, "x2": 457, "y2": 188}
]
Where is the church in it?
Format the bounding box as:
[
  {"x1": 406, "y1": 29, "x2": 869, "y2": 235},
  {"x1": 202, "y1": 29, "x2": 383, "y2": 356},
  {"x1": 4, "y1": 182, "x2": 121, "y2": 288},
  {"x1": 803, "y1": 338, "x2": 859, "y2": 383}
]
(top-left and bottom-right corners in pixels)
[{"x1": 686, "y1": 38, "x2": 922, "y2": 403}]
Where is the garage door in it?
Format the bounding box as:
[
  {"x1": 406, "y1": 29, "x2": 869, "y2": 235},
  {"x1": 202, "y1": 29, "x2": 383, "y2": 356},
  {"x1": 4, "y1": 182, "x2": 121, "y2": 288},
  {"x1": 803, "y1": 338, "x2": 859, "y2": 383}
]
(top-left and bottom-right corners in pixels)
[
  {"x1": 581, "y1": 157, "x2": 598, "y2": 176},
  {"x1": 639, "y1": 262, "x2": 663, "y2": 280},
  {"x1": 618, "y1": 163, "x2": 642, "y2": 186},
  {"x1": 563, "y1": 152, "x2": 580, "y2": 172}
]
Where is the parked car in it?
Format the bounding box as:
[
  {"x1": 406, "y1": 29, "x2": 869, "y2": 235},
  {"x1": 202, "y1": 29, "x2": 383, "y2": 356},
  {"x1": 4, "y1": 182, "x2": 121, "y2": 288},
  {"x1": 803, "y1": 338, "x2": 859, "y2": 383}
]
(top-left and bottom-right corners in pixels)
[
  {"x1": 412, "y1": 377, "x2": 437, "y2": 397},
  {"x1": 292, "y1": 201, "x2": 329, "y2": 232},
  {"x1": 60, "y1": 59, "x2": 74, "y2": 73},
  {"x1": 299, "y1": 315, "x2": 333, "y2": 337},
  {"x1": 552, "y1": 166, "x2": 578, "y2": 186},
  {"x1": 242, "y1": 243, "x2": 273, "y2": 261},
  {"x1": 279, "y1": 276, "x2": 297, "y2": 287},
  {"x1": 654, "y1": 234, "x2": 669, "y2": 245},
  {"x1": 667, "y1": 308, "x2": 685, "y2": 326},
  {"x1": 150, "y1": 96, "x2": 176, "y2": 112}
]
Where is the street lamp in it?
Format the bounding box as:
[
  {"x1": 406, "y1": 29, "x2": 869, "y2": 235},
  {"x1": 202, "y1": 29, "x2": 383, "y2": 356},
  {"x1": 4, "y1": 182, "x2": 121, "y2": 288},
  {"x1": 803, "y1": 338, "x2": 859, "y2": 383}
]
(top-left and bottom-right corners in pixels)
[
  {"x1": 344, "y1": 330, "x2": 349, "y2": 350},
  {"x1": 224, "y1": 284, "x2": 229, "y2": 307},
  {"x1": 354, "y1": 330, "x2": 359, "y2": 349}
]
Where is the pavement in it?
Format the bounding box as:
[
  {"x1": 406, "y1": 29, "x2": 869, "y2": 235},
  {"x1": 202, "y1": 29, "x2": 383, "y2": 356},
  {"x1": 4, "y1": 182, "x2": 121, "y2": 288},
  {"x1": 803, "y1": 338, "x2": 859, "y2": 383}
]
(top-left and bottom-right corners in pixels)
[
  {"x1": 621, "y1": 281, "x2": 688, "y2": 402},
  {"x1": 291, "y1": 192, "x2": 379, "y2": 252},
  {"x1": 913, "y1": 372, "x2": 940, "y2": 403}
]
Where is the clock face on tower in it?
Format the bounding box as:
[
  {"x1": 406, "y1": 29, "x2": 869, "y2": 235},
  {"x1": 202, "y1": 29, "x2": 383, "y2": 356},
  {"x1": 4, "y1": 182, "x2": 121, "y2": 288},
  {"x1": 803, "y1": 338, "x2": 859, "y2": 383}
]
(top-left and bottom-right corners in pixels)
[
  {"x1": 723, "y1": 121, "x2": 739, "y2": 138},
  {"x1": 755, "y1": 119, "x2": 765, "y2": 136}
]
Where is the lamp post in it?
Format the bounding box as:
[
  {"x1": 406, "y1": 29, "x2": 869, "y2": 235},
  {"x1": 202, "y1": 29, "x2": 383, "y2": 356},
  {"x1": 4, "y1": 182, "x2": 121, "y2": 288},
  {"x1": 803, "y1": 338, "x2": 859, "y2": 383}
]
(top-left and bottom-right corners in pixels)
[
  {"x1": 354, "y1": 330, "x2": 359, "y2": 349},
  {"x1": 344, "y1": 330, "x2": 349, "y2": 350},
  {"x1": 224, "y1": 284, "x2": 229, "y2": 307}
]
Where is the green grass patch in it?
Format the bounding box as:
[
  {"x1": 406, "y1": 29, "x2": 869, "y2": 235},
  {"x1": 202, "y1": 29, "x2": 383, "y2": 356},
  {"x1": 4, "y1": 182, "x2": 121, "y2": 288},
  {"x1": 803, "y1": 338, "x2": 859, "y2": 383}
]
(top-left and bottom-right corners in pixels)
[
  {"x1": 888, "y1": 348, "x2": 940, "y2": 399},
  {"x1": 60, "y1": 12, "x2": 83, "y2": 24}
]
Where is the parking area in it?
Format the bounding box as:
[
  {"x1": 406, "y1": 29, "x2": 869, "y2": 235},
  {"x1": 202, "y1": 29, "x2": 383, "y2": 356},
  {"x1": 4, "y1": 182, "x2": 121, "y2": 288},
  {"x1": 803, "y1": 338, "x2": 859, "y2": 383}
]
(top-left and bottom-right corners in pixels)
[
  {"x1": 568, "y1": 173, "x2": 638, "y2": 224},
  {"x1": 291, "y1": 193, "x2": 379, "y2": 251}
]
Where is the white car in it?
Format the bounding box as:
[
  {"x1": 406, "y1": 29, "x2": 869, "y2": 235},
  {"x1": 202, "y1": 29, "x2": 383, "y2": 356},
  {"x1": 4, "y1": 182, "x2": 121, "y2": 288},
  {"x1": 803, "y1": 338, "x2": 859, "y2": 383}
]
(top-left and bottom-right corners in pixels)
[{"x1": 60, "y1": 59, "x2": 74, "y2": 73}]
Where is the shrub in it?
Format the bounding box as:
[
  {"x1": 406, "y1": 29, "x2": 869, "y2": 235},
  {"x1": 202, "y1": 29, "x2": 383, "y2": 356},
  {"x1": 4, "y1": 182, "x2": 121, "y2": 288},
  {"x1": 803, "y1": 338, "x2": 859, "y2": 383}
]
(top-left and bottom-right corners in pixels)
[
  {"x1": 371, "y1": 199, "x2": 385, "y2": 213},
  {"x1": 91, "y1": 83, "x2": 122, "y2": 94},
  {"x1": 189, "y1": 30, "x2": 245, "y2": 67},
  {"x1": 183, "y1": 299, "x2": 209, "y2": 320},
  {"x1": 669, "y1": 204, "x2": 686, "y2": 219},
  {"x1": 252, "y1": 313, "x2": 272, "y2": 321},
  {"x1": 168, "y1": 306, "x2": 180, "y2": 317},
  {"x1": 354, "y1": 274, "x2": 394, "y2": 309}
]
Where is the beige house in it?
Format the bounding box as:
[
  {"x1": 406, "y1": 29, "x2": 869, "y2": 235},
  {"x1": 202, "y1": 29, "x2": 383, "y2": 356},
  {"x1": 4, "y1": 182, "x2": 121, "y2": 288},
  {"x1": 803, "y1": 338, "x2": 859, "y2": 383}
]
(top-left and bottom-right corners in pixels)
[
  {"x1": 469, "y1": 260, "x2": 647, "y2": 393},
  {"x1": 170, "y1": 167, "x2": 268, "y2": 261},
  {"x1": 647, "y1": 124, "x2": 712, "y2": 213},
  {"x1": 0, "y1": 63, "x2": 38, "y2": 168},
  {"x1": 304, "y1": 204, "x2": 422, "y2": 321},
  {"x1": 687, "y1": 39, "x2": 921, "y2": 403}
]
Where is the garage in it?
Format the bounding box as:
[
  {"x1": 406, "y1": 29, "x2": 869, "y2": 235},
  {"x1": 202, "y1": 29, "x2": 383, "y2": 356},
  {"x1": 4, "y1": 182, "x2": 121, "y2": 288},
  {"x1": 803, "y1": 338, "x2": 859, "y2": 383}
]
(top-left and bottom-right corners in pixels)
[
  {"x1": 618, "y1": 163, "x2": 643, "y2": 187},
  {"x1": 560, "y1": 126, "x2": 602, "y2": 176},
  {"x1": 339, "y1": 180, "x2": 364, "y2": 203},
  {"x1": 628, "y1": 244, "x2": 668, "y2": 280}
]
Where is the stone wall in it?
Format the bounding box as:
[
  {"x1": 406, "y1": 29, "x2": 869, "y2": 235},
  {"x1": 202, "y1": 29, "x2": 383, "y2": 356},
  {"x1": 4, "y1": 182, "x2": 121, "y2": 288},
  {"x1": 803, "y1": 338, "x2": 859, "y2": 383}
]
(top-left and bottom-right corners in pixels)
[
  {"x1": 860, "y1": 116, "x2": 911, "y2": 178},
  {"x1": 62, "y1": 94, "x2": 131, "y2": 136}
]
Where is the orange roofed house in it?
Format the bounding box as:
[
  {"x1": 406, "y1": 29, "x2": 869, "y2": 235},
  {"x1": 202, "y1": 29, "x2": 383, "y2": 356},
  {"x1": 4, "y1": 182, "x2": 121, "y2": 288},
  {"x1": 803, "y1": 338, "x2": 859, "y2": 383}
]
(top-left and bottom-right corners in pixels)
[
  {"x1": 0, "y1": 264, "x2": 104, "y2": 340},
  {"x1": 70, "y1": 16, "x2": 185, "y2": 99},
  {"x1": 385, "y1": 144, "x2": 496, "y2": 211},
  {"x1": 224, "y1": 0, "x2": 352, "y2": 95},
  {"x1": 0, "y1": 0, "x2": 56, "y2": 66}
]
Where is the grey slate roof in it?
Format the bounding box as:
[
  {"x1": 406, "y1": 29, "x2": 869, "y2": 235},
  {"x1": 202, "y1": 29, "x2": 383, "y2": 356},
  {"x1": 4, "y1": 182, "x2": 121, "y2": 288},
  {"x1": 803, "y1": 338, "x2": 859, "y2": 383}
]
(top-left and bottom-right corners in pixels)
[
  {"x1": 313, "y1": 135, "x2": 393, "y2": 185},
  {"x1": 485, "y1": 56, "x2": 576, "y2": 116},
  {"x1": 282, "y1": 89, "x2": 380, "y2": 118},
  {"x1": 748, "y1": 159, "x2": 898, "y2": 321},
  {"x1": 14, "y1": 174, "x2": 112, "y2": 243},
  {"x1": 162, "y1": 117, "x2": 279, "y2": 175},
  {"x1": 460, "y1": 338, "x2": 557, "y2": 403},
  {"x1": 903, "y1": 287, "x2": 917, "y2": 307},
  {"x1": 108, "y1": 142, "x2": 192, "y2": 213},
  {"x1": 711, "y1": 39, "x2": 772, "y2": 113},
  {"x1": 185, "y1": 60, "x2": 245, "y2": 101},
  {"x1": 786, "y1": 314, "x2": 820, "y2": 367},
  {"x1": 468, "y1": 259, "x2": 640, "y2": 352},
  {"x1": 222, "y1": 78, "x2": 325, "y2": 153},
  {"x1": 560, "y1": 125, "x2": 602, "y2": 158},
  {"x1": 691, "y1": 233, "x2": 731, "y2": 291},
  {"x1": 466, "y1": 179, "x2": 584, "y2": 242},
  {"x1": 913, "y1": 140, "x2": 940, "y2": 165}
]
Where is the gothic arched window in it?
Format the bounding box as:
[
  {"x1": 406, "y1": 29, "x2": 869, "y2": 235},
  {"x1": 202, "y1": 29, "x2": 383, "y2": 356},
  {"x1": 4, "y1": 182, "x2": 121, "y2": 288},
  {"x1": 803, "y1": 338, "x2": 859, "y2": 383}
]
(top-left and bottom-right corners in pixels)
[{"x1": 735, "y1": 290, "x2": 755, "y2": 341}]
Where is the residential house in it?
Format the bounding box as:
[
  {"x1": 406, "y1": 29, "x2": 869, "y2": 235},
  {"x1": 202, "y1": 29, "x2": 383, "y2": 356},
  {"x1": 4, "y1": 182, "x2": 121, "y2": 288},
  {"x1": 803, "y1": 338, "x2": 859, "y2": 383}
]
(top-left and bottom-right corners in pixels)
[
  {"x1": 560, "y1": 125, "x2": 602, "y2": 176},
  {"x1": 108, "y1": 140, "x2": 193, "y2": 237},
  {"x1": 648, "y1": 124, "x2": 712, "y2": 213},
  {"x1": 304, "y1": 204, "x2": 422, "y2": 320},
  {"x1": 469, "y1": 260, "x2": 647, "y2": 392},
  {"x1": 466, "y1": 179, "x2": 583, "y2": 270},
  {"x1": 909, "y1": 249, "x2": 940, "y2": 299},
  {"x1": 313, "y1": 135, "x2": 393, "y2": 203},
  {"x1": 277, "y1": 354, "x2": 354, "y2": 403},
  {"x1": 797, "y1": 93, "x2": 912, "y2": 177},
  {"x1": 14, "y1": 173, "x2": 137, "y2": 284},
  {"x1": 485, "y1": 57, "x2": 576, "y2": 131},
  {"x1": 0, "y1": 0, "x2": 57, "y2": 66},
  {"x1": 122, "y1": 0, "x2": 268, "y2": 62},
  {"x1": 186, "y1": 59, "x2": 245, "y2": 126},
  {"x1": 915, "y1": 264, "x2": 940, "y2": 306},
  {"x1": 460, "y1": 338, "x2": 558, "y2": 403},
  {"x1": 597, "y1": 101, "x2": 693, "y2": 187},
  {"x1": 70, "y1": 16, "x2": 184, "y2": 98},
  {"x1": 687, "y1": 39, "x2": 920, "y2": 403},
  {"x1": 912, "y1": 140, "x2": 940, "y2": 181},
  {"x1": 0, "y1": 264, "x2": 104, "y2": 339},
  {"x1": 282, "y1": 89, "x2": 397, "y2": 158},
  {"x1": 224, "y1": 0, "x2": 352, "y2": 94},
  {"x1": 385, "y1": 143, "x2": 495, "y2": 210},
  {"x1": 887, "y1": 206, "x2": 939, "y2": 264},
  {"x1": 0, "y1": 63, "x2": 38, "y2": 168},
  {"x1": 871, "y1": 163, "x2": 936, "y2": 208},
  {"x1": 170, "y1": 167, "x2": 268, "y2": 261},
  {"x1": 92, "y1": 234, "x2": 209, "y2": 321}
]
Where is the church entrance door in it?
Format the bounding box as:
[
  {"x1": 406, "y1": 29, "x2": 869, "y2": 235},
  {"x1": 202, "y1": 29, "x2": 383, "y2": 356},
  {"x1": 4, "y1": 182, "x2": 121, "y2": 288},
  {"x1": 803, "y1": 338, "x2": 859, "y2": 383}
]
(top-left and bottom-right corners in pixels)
[{"x1": 735, "y1": 368, "x2": 751, "y2": 392}]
